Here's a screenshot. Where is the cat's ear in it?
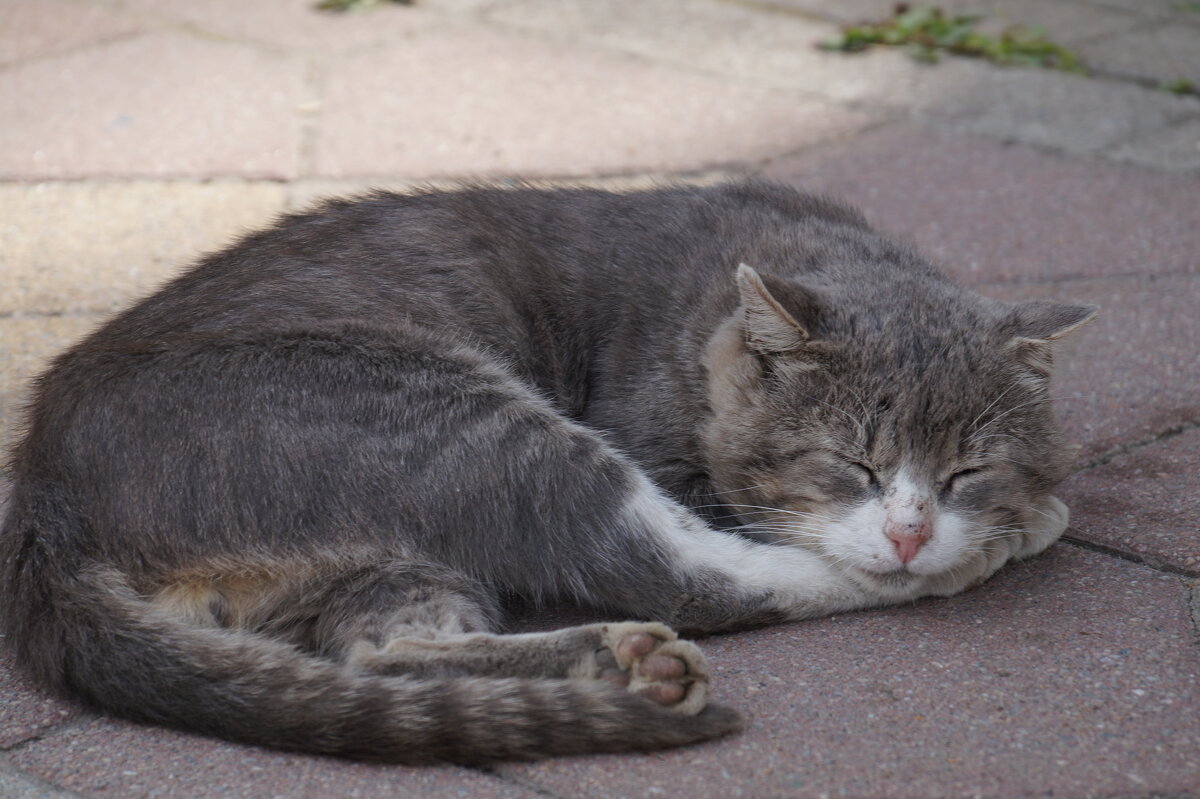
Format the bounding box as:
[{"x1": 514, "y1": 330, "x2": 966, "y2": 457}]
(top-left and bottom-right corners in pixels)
[
  {"x1": 1007, "y1": 301, "x2": 1098, "y2": 377},
  {"x1": 736, "y1": 263, "x2": 812, "y2": 355}
]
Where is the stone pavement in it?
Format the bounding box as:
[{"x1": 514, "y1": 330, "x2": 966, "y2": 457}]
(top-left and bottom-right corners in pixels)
[{"x1": 1, "y1": 0, "x2": 1198, "y2": 796}]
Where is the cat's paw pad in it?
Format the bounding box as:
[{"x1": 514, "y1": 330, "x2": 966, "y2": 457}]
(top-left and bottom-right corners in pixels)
[{"x1": 595, "y1": 622, "x2": 709, "y2": 715}]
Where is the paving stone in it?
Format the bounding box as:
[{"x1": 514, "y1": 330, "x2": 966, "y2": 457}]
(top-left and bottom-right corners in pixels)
[
  {"x1": 0, "y1": 0, "x2": 146, "y2": 67},
  {"x1": 491, "y1": 0, "x2": 1197, "y2": 156},
  {"x1": 508, "y1": 546, "x2": 1200, "y2": 798},
  {"x1": 914, "y1": 61, "x2": 1200, "y2": 155},
  {"x1": 488, "y1": 0, "x2": 939, "y2": 104},
  {"x1": 315, "y1": 23, "x2": 875, "y2": 178},
  {"x1": 0, "y1": 181, "x2": 286, "y2": 315},
  {"x1": 764, "y1": 122, "x2": 1200, "y2": 284},
  {"x1": 0, "y1": 645, "x2": 83, "y2": 750},
  {"x1": 1059, "y1": 429, "x2": 1200, "y2": 574},
  {"x1": 0, "y1": 766, "x2": 76, "y2": 799},
  {"x1": 1110, "y1": 115, "x2": 1200, "y2": 172},
  {"x1": 0, "y1": 31, "x2": 303, "y2": 179},
  {"x1": 985, "y1": 275, "x2": 1200, "y2": 461},
  {"x1": 0, "y1": 316, "x2": 106, "y2": 447},
  {"x1": 1079, "y1": 0, "x2": 1197, "y2": 21},
  {"x1": 9, "y1": 717, "x2": 538, "y2": 799},
  {"x1": 1079, "y1": 22, "x2": 1200, "y2": 85},
  {"x1": 772, "y1": 0, "x2": 1142, "y2": 42},
  {"x1": 115, "y1": 0, "x2": 445, "y2": 54}
]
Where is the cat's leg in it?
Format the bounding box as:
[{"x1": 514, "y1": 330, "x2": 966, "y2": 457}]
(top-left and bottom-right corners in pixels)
[{"x1": 279, "y1": 560, "x2": 711, "y2": 714}]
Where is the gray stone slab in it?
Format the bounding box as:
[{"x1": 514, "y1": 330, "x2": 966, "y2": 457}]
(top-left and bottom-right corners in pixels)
[
  {"x1": 1110, "y1": 115, "x2": 1200, "y2": 171},
  {"x1": 915, "y1": 61, "x2": 1200, "y2": 155},
  {"x1": 0, "y1": 765, "x2": 77, "y2": 799},
  {"x1": 986, "y1": 274, "x2": 1200, "y2": 460},
  {"x1": 315, "y1": 22, "x2": 875, "y2": 178},
  {"x1": 487, "y1": 0, "x2": 942, "y2": 104},
  {"x1": 490, "y1": 0, "x2": 1197, "y2": 157},
  {"x1": 763, "y1": 122, "x2": 1200, "y2": 284},
  {"x1": 0, "y1": 31, "x2": 303, "y2": 179},
  {"x1": 115, "y1": 0, "x2": 446, "y2": 54},
  {"x1": 0, "y1": 0, "x2": 146, "y2": 67},
  {"x1": 1079, "y1": 22, "x2": 1200, "y2": 85},
  {"x1": 1079, "y1": 0, "x2": 1197, "y2": 21},
  {"x1": 1060, "y1": 428, "x2": 1200, "y2": 574},
  {"x1": 9, "y1": 717, "x2": 538, "y2": 799},
  {"x1": 508, "y1": 546, "x2": 1200, "y2": 798},
  {"x1": 771, "y1": 0, "x2": 1142, "y2": 42}
]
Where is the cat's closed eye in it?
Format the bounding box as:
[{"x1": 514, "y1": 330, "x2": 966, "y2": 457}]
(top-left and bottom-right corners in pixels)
[
  {"x1": 942, "y1": 467, "x2": 986, "y2": 494},
  {"x1": 844, "y1": 460, "x2": 879, "y2": 490}
]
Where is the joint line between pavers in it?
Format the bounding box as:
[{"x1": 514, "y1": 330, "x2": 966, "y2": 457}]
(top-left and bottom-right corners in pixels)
[
  {"x1": 298, "y1": 57, "x2": 328, "y2": 180},
  {"x1": 972, "y1": 268, "x2": 1200, "y2": 291},
  {"x1": 1186, "y1": 577, "x2": 1200, "y2": 647},
  {"x1": 1061, "y1": 535, "x2": 1199, "y2": 579},
  {"x1": 1074, "y1": 417, "x2": 1200, "y2": 473},
  {"x1": 0, "y1": 28, "x2": 150, "y2": 75}
]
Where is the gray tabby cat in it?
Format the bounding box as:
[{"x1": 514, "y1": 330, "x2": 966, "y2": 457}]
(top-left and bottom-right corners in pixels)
[{"x1": 0, "y1": 182, "x2": 1094, "y2": 763}]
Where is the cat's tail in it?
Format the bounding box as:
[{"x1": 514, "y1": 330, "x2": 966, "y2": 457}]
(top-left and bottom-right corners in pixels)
[{"x1": 15, "y1": 566, "x2": 741, "y2": 763}]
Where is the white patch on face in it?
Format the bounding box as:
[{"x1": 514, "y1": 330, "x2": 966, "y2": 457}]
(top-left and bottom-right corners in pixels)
[{"x1": 820, "y1": 467, "x2": 974, "y2": 577}]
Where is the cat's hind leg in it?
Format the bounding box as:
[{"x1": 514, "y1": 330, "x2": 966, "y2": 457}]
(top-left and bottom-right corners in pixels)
[{"x1": 283, "y1": 560, "x2": 711, "y2": 715}]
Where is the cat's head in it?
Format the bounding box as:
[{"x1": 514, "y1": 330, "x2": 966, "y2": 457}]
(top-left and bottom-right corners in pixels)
[{"x1": 701, "y1": 263, "x2": 1095, "y2": 594}]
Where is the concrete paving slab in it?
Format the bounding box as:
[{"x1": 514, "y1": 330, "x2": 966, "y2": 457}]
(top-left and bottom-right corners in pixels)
[
  {"x1": 1110, "y1": 115, "x2": 1200, "y2": 172},
  {"x1": 9, "y1": 717, "x2": 538, "y2": 799},
  {"x1": 487, "y1": 0, "x2": 942, "y2": 106},
  {"x1": 0, "y1": 765, "x2": 77, "y2": 799},
  {"x1": 507, "y1": 546, "x2": 1200, "y2": 798},
  {"x1": 763, "y1": 122, "x2": 1200, "y2": 285},
  {"x1": 1060, "y1": 428, "x2": 1200, "y2": 574},
  {"x1": 1081, "y1": 0, "x2": 1196, "y2": 21},
  {"x1": 911, "y1": 60, "x2": 1200, "y2": 155},
  {"x1": 314, "y1": 23, "x2": 876, "y2": 178},
  {"x1": 773, "y1": 0, "x2": 1143, "y2": 42},
  {"x1": 0, "y1": 31, "x2": 303, "y2": 179},
  {"x1": 0, "y1": 646, "x2": 83, "y2": 750},
  {"x1": 0, "y1": 316, "x2": 105, "y2": 448},
  {"x1": 0, "y1": 0, "x2": 146, "y2": 67},
  {"x1": 0, "y1": 181, "x2": 287, "y2": 315},
  {"x1": 986, "y1": 274, "x2": 1200, "y2": 461},
  {"x1": 115, "y1": 0, "x2": 446, "y2": 54},
  {"x1": 490, "y1": 0, "x2": 1198, "y2": 158},
  {"x1": 1079, "y1": 22, "x2": 1200, "y2": 85}
]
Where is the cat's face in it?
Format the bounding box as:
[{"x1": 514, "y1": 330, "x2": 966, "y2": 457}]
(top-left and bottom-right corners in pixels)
[{"x1": 701, "y1": 265, "x2": 1095, "y2": 592}]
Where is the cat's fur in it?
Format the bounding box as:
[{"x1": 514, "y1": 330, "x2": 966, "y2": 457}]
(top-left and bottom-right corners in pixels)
[{"x1": 0, "y1": 182, "x2": 1094, "y2": 763}]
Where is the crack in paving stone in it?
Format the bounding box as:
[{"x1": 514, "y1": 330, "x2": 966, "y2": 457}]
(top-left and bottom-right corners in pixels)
[
  {"x1": 1073, "y1": 417, "x2": 1200, "y2": 473},
  {"x1": 1187, "y1": 578, "x2": 1200, "y2": 647},
  {"x1": 1061, "y1": 535, "x2": 1199, "y2": 578},
  {"x1": 973, "y1": 267, "x2": 1199, "y2": 290},
  {"x1": 0, "y1": 713, "x2": 97, "y2": 755}
]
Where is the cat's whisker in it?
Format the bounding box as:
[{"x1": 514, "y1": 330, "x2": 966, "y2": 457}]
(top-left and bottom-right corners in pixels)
[{"x1": 703, "y1": 484, "x2": 771, "y2": 497}]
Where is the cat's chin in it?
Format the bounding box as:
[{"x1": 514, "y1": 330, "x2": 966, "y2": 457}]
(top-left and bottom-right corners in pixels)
[{"x1": 841, "y1": 564, "x2": 922, "y2": 596}]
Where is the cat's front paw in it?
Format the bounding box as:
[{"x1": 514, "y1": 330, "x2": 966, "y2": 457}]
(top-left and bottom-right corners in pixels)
[
  {"x1": 590, "y1": 622, "x2": 710, "y2": 715},
  {"x1": 1015, "y1": 494, "x2": 1069, "y2": 559}
]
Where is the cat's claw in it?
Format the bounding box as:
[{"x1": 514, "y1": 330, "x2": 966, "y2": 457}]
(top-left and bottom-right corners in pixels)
[{"x1": 594, "y1": 622, "x2": 710, "y2": 715}]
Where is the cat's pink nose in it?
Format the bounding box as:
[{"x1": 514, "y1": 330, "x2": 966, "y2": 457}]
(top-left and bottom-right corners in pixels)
[{"x1": 885, "y1": 521, "x2": 931, "y2": 565}]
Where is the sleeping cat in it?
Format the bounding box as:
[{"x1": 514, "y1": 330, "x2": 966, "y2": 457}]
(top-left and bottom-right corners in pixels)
[{"x1": 0, "y1": 181, "x2": 1094, "y2": 763}]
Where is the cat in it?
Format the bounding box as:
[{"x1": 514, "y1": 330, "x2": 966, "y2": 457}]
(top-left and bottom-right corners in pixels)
[{"x1": 0, "y1": 181, "x2": 1094, "y2": 764}]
